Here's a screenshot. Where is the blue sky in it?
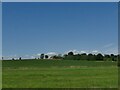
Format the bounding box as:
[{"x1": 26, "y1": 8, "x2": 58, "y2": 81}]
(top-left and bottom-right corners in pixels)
[{"x1": 3, "y1": 2, "x2": 118, "y2": 59}]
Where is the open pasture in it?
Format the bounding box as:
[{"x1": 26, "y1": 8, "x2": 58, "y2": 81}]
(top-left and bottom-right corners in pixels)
[{"x1": 2, "y1": 60, "x2": 118, "y2": 88}]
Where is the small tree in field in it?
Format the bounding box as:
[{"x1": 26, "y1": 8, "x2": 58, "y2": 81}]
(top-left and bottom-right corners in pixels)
[
  {"x1": 111, "y1": 54, "x2": 115, "y2": 61},
  {"x1": 45, "y1": 55, "x2": 48, "y2": 59},
  {"x1": 67, "y1": 52, "x2": 74, "y2": 60},
  {"x1": 19, "y1": 57, "x2": 21, "y2": 60},
  {"x1": 68, "y1": 52, "x2": 74, "y2": 56},
  {"x1": 40, "y1": 54, "x2": 44, "y2": 59}
]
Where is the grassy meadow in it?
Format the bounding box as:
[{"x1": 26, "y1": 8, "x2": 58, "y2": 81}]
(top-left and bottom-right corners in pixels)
[{"x1": 2, "y1": 60, "x2": 118, "y2": 88}]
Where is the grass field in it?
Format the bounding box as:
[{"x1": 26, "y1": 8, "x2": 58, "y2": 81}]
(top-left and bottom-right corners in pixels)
[{"x1": 2, "y1": 60, "x2": 118, "y2": 88}]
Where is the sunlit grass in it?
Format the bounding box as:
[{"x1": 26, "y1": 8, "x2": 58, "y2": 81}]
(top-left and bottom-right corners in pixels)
[{"x1": 2, "y1": 60, "x2": 118, "y2": 88}]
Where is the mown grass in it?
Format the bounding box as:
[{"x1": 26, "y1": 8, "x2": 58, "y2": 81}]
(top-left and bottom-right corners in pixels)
[{"x1": 2, "y1": 60, "x2": 118, "y2": 88}]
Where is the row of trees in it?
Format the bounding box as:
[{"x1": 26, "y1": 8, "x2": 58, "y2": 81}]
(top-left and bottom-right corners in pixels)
[
  {"x1": 3, "y1": 52, "x2": 118, "y2": 61},
  {"x1": 66, "y1": 52, "x2": 118, "y2": 61},
  {"x1": 48, "y1": 52, "x2": 118, "y2": 61},
  {"x1": 38, "y1": 53, "x2": 63, "y2": 60}
]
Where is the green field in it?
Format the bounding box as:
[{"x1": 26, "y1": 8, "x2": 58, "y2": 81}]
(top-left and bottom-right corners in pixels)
[{"x1": 2, "y1": 60, "x2": 118, "y2": 88}]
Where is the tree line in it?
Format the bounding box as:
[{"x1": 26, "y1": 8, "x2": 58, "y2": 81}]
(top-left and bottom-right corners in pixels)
[
  {"x1": 2, "y1": 51, "x2": 119, "y2": 62},
  {"x1": 39, "y1": 52, "x2": 118, "y2": 61}
]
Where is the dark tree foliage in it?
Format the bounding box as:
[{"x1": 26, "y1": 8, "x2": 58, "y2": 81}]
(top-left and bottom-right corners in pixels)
[
  {"x1": 64, "y1": 52, "x2": 74, "y2": 60},
  {"x1": 104, "y1": 54, "x2": 110, "y2": 58},
  {"x1": 63, "y1": 54, "x2": 68, "y2": 60},
  {"x1": 80, "y1": 53, "x2": 87, "y2": 60},
  {"x1": 45, "y1": 55, "x2": 48, "y2": 59},
  {"x1": 114, "y1": 55, "x2": 118, "y2": 61},
  {"x1": 111, "y1": 54, "x2": 115, "y2": 61},
  {"x1": 49, "y1": 53, "x2": 118, "y2": 61},
  {"x1": 74, "y1": 54, "x2": 81, "y2": 60},
  {"x1": 68, "y1": 52, "x2": 74, "y2": 56},
  {"x1": 9, "y1": 52, "x2": 118, "y2": 61},
  {"x1": 52, "y1": 55, "x2": 63, "y2": 59},
  {"x1": 52, "y1": 55, "x2": 57, "y2": 59},
  {"x1": 40, "y1": 54, "x2": 44, "y2": 59},
  {"x1": 19, "y1": 57, "x2": 21, "y2": 60},
  {"x1": 104, "y1": 54, "x2": 111, "y2": 61},
  {"x1": 63, "y1": 52, "x2": 117, "y2": 61},
  {"x1": 96, "y1": 53, "x2": 104, "y2": 61},
  {"x1": 87, "y1": 53, "x2": 95, "y2": 61}
]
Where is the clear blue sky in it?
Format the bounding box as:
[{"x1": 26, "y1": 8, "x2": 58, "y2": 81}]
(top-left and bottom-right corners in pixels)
[{"x1": 3, "y1": 2, "x2": 118, "y2": 58}]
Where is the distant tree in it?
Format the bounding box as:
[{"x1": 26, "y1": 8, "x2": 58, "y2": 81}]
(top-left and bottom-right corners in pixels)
[
  {"x1": 111, "y1": 54, "x2": 115, "y2": 61},
  {"x1": 51, "y1": 55, "x2": 57, "y2": 59},
  {"x1": 40, "y1": 54, "x2": 44, "y2": 59},
  {"x1": 12, "y1": 58, "x2": 14, "y2": 60},
  {"x1": 96, "y1": 53, "x2": 103, "y2": 61},
  {"x1": 51, "y1": 55, "x2": 63, "y2": 59},
  {"x1": 19, "y1": 57, "x2": 21, "y2": 60},
  {"x1": 63, "y1": 54, "x2": 68, "y2": 60},
  {"x1": 45, "y1": 55, "x2": 48, "y2": 59},
  {"x1": 2, "y1": 57, "x2": 3, "y2": 60},
  {"x1": 114, "y1": 55, "x2": 118, "y2": 61},
  {"x1": 74, "y1": 54, "x2": 81, "y2": 60},
  {"x1": 87, "y1": 53, "x2": 95, "y2": 61},
  {"x1": 65, "y1": 53, "x2": 81, "y2": 60},
  {"x1": 66, "y1": 52, "x2": 74, "y2": 60},
  {"x1": 104, "y1": 54, "x2": 111, "y2": 61},
  {"x1": 104, "y1": 54, "x2": 110, "y2": 58},
  {"x1": 63, "y1": 54, "x2": 67, "y2": 57},
  {"x1": 68, "y1": 52, "x2": 74, "y2": 56},
  {"x1": 80, "y1": 53, "x2": 87, "y2": 60}
]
